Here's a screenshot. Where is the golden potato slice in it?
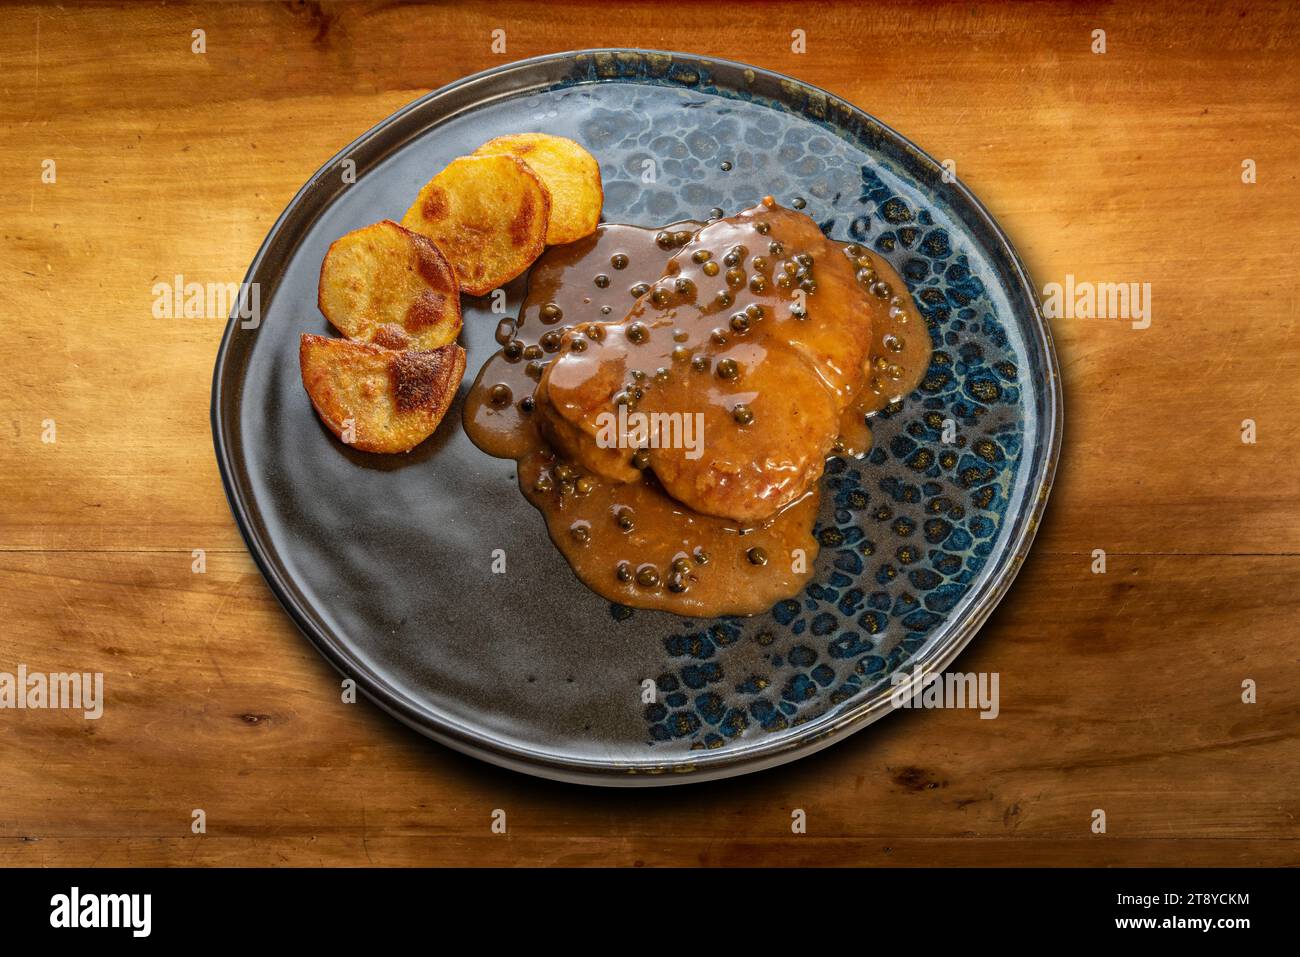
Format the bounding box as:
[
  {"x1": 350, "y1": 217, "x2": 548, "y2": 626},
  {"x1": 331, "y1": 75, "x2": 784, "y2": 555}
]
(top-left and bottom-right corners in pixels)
[
  {"x1": 317, "y1": 220, "x2": 462, "y2": 351},
  {"x1": 401, "y1": 154, "x2": 550, "y2": 296},
  {"x1": 299, "y1": 334, "x2": 466, "y2": 454},
  {"x1": 473, "y1": 133, "x2": 602, "y2": 245}
]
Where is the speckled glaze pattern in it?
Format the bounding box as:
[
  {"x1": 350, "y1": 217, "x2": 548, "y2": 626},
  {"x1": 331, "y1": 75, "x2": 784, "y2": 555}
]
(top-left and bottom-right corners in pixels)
[{"x1": 211, "y1": 51, "x2": 1060, "y2": 785}]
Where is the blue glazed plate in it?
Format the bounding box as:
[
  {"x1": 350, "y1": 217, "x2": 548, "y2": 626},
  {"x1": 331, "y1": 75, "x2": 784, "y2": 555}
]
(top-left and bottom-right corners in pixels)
[{"x1": 211, "y1": 51, "x2": 1061, "y2": 785}]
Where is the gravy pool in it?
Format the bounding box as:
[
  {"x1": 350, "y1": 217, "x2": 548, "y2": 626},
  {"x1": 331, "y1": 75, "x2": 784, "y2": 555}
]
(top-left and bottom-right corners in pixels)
[{"x1": 464, "y1": 199, "x2": 930, "y2": 617}]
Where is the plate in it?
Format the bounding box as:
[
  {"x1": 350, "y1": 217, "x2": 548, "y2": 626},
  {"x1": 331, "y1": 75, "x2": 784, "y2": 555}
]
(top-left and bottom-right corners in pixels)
[{"x1": 211, "y1": 50, "x2": 1061, "y2": 785}]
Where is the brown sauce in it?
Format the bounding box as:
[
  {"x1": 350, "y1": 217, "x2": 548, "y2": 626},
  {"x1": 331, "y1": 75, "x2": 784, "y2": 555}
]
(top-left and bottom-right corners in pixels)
[{"x1": 464, "y1": 199, "x2": 930, "y2": 617}]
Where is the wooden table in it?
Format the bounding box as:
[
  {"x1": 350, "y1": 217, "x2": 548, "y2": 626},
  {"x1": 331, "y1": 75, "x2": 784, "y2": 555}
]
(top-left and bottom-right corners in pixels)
[{"x1": 2, "y1": 1, "x2": 1297, "y2": 867}]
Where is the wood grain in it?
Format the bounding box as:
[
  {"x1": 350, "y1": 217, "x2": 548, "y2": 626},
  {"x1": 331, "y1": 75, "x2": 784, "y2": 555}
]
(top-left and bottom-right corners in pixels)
[{"x1": 1, "y1": 0, "x2": 1297, "y2": 866}]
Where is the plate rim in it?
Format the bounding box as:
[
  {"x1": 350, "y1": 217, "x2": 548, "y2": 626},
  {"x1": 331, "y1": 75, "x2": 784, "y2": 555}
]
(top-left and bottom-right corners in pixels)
[{"x1": 210, "y1": 48, "x2": 1063, "y2": 787}]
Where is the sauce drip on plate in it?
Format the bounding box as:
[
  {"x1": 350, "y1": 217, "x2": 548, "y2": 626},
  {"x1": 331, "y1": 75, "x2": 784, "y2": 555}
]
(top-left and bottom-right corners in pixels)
[{"x1": 464, "y1": 199, "x2": 930, "y2": 617}]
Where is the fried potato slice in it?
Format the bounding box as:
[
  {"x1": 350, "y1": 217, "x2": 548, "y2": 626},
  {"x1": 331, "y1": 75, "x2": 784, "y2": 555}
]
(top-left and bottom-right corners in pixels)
[
  {"x1": 317, "y1": 219, "x2": 462, "y2": 351},
  {"x1": 401, "y1": 154, "x2": 550, "y2": 296},
  {"x1": 473, "y1": 133, "x2": 602, "y2": 245},
  {"x1": 299, "y1": 334, "x2": 466, "y2": 454}
]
